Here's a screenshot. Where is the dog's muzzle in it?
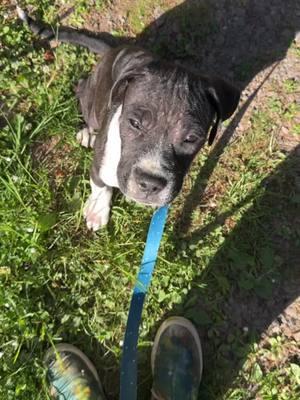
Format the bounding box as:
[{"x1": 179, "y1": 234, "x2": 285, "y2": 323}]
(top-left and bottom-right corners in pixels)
[{"x1": 125, "y1": 163, "x2": 176, "y2": 206}]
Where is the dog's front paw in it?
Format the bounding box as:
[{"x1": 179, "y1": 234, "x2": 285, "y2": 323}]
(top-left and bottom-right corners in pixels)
[
  {"x1": 76, "y1": 127, "x2": 96, "y2": 148},
  {"x1": 83, "y1": 186, "x2": 112, "y2": 231}
]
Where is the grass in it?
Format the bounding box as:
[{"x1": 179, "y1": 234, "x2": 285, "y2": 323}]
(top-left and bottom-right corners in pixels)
[{"x1": 1, "y1": 1, "x2": 300, "y2": 399}]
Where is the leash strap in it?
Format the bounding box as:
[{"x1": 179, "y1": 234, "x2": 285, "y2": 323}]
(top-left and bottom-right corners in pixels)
[{"x1": 120, "y1": 205, "x2": 169, "y2": 400}]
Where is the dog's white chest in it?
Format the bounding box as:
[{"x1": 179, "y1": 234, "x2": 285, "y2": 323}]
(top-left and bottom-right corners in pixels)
[{"x1": 99, "y1": 106, "x2": 122, "y2": 188}]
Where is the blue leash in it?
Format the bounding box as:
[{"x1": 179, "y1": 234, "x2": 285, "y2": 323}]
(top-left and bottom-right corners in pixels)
[{"x1": 120, "y1": 205, "x2": 169, "y2": 400}]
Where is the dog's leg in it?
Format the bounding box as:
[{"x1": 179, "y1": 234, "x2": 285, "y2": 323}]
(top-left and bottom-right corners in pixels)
[
  {"x1": 76, "y1": 127, "x2": 97, "y2": 148},
  {"x1": 84, "y1": 179, "x2": 112, "y2": 230}
]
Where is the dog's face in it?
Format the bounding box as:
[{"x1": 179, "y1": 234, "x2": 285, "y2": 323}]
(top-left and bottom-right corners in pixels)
[
  {"x1": 116, "y1": 68, "x2": 210, "y2": 206},
  {"x1": 108, "y1": 52, "x2": 240, "y2": 206}
]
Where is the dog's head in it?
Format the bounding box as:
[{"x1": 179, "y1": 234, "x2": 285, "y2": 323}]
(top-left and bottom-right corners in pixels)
[{"x1": 108, "y1": 48, "x2": 240, "y2": 206}]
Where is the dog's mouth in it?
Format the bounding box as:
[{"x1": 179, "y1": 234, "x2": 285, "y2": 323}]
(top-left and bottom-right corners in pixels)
[
  {"x1": 120, "y1": 179, "x2": 178, "y2": 207},
  {"x1": 117, "y1": 162, "x2": 181, "y2": 207},
  {"x1": 124, "y1": 193, "x2": 170, "y2": 207}
]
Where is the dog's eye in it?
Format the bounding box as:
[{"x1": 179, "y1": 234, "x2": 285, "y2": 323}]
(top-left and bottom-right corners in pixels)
[
  {"x1": 129, "y1": 118, "x2": 141, "y2": 130},
  {"x1": 184, "y1": 134, "x2": 198, "y2": 144}
]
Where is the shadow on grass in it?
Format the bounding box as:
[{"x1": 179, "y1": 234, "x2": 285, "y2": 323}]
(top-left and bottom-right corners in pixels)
[
  {"x1": 137, "y1": 0, "x2": 300, "y2": 233},
  {"x1": 172, "y1": 62, "x2": 278, "y2": 235},
  {"x1": 136, "y1": 2, "x2": 300, "y2": 397},
  {"x1": 138, "y1": 144, "x2": 300, "y2": 399},
  {"x1": 139, "y1": 0, "x2": 299, "y2": 85}
]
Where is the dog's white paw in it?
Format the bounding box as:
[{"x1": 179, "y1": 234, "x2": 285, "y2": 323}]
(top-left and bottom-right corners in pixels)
[
  {"x1": 83, "y1": 186, "x2": 112, "y2": 231},
  {"x1": 76, "y1": 127, "x2": 96, "y2": 148},
  {"x1": 84, "y1": 200, "x2": 110, "y2": 230}
]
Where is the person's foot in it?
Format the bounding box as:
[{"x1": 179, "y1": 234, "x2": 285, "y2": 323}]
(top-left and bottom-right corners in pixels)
[
  {"x1": 44, "y1": 343, "x2": 106, "y2": 400},
  {"x1": 151, "y1": 317, "x2": 203, "y2": 400}
]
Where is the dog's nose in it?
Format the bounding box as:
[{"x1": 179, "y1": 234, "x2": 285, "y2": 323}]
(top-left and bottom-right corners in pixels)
[{"x1": 134, "y1": 168, "x2": 167, "y2": 195}]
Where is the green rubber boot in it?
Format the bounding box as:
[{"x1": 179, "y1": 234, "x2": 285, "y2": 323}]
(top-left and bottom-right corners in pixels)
[
  {"x1": 44, "y1": 343, "x2": 106, "y2": 400},
  {"x1": 151, "y1": 317, "x2": 203, "y2": 400}
]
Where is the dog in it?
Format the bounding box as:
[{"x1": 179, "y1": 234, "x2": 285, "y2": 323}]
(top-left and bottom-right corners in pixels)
[{"x1": 17, "y1": 7, "x2": 240, "y2": 231}]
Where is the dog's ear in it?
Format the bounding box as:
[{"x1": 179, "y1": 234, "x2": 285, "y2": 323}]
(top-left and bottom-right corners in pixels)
[
  {"x1": 203, "y1": 77, "x2": 240, "y2": 145},
  {"x1": 109, "y1": 48, "x2": 154, "y2": 108}
]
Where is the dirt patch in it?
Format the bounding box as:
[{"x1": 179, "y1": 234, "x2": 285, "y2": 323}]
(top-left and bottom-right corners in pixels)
[
  {"x1": 81, "y1": 0, "x2": 179, "y2": 37},
  {"x1": 31, "y1": 136, "x2": 76, "y2": 186},
  {"x1": 224, "y1": 280, "x2": 300, "y2": 343},
  {"x1": 82, "y1": 0, "x2": 134, "y2": 35},
  {"x1": 234, "y1": 47, "x2": 300, "y2": 152}
]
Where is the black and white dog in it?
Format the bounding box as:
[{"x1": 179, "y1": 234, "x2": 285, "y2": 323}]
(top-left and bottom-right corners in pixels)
[{"x1": 18, "y1": 7, "x2": 240, "y2": 231}]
